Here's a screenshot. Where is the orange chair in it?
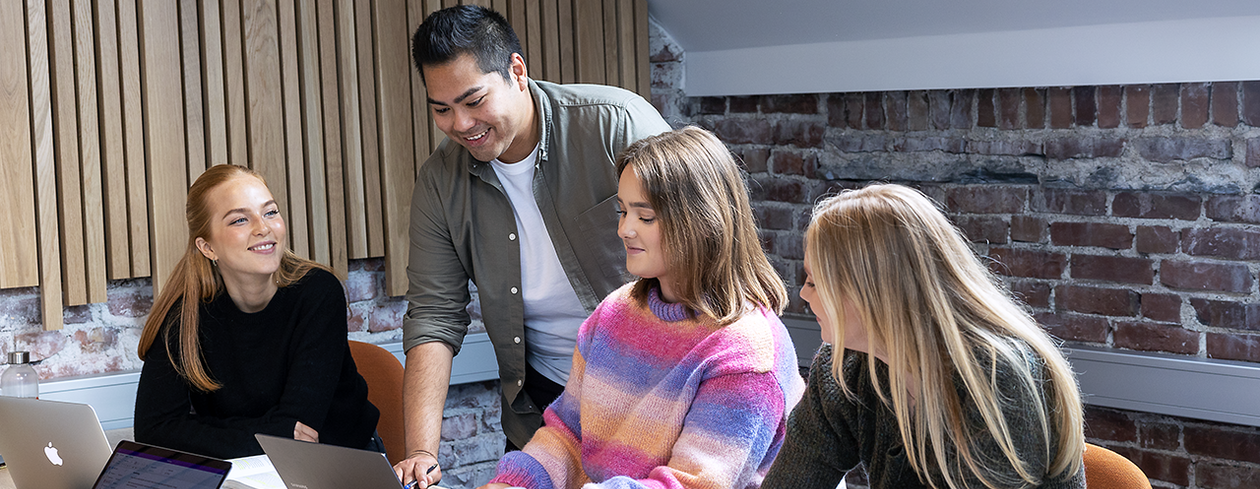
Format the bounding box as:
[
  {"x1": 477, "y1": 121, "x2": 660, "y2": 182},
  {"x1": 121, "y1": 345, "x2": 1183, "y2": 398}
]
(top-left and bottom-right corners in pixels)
[
  {"x1": 1083, "y1": 443, "x2": 1151, "y2": 489},
  {"x1": 349, "y1": 340, "x2": 406, "y2": 465}
]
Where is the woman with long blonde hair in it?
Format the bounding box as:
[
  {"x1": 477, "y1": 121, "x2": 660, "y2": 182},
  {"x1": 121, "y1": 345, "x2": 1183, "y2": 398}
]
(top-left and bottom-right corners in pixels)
[
  {"x1": 764, "y1": 183, "x2": 1085, "y2": 489},
  {"x1": 134, "y1": 164, "x2": 379, "y2": 459}
]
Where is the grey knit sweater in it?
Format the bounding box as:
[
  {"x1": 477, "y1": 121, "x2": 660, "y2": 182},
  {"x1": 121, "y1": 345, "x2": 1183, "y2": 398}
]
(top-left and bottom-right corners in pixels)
[{"x1": 763, "y1": 344, "x2": 1085, "y2": 489}]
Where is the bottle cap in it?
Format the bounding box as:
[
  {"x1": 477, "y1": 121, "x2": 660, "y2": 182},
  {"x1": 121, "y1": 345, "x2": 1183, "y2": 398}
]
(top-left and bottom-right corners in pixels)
[{"x1": 7, "y1": 351, "x2": 29, "y2": 365}]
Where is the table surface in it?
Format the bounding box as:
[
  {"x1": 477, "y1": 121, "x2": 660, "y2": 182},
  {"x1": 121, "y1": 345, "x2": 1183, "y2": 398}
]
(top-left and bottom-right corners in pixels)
[{"x1": 0, "y1": 466, "x2": 13, "y2": 489}]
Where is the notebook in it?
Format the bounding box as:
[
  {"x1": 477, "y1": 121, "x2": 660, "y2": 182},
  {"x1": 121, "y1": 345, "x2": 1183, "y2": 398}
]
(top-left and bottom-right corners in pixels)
[
  {"x1": 255, "y1": 434, "x2": 405, "y2": 489},
  {"x1": 91, "y1": 440, "x2": 232, "y2": 489},
  {"x1": 0, "y1": 397, "x2": 113, "y2": 489}
]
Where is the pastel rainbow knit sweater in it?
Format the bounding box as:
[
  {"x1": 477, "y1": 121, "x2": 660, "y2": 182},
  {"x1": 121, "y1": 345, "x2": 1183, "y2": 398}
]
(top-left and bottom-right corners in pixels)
[{"x1": 489, "y1": 283, "x2": 806, "y2": 489}]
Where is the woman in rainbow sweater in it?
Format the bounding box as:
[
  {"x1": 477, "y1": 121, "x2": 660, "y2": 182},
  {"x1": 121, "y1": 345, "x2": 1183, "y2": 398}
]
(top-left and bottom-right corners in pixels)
[{"x1": 481, "y1": 127, "x2": 806, "y2": 489}]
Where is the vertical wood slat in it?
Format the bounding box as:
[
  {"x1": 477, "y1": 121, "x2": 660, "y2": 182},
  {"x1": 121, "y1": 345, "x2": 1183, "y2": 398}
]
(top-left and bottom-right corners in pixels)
[
  {"x1": 336, "y1": 0, "x2": 369, "y2": 260},
  {"x1": 178, "y1": 0, "x2": 207, "y2": 181},
  {"x1": 201, "y1": 0, "x2": 230, "y2": 169},
  {"x1": 137, "y1": 0, "x2": 187, "y2": 293},
  {"x1": 316, "y1": 0, "x2": 347, "y2": 275},
  {"x1": 95, "y1": 0, "x2": 131, "y2": 280},
  {"x1": 426, "y1": 0, "x2": 443, "y2": 152},
  {"x1": 539, "y1": 0, "x2": 560, "y2": 83},
  {"x1": 356, "y1": 0, "x2": 384, "y2": 258},
  {"x1": 408, "y1": 0, "x2": 432, "y2": 177},
  {"x1": 117, "y1": 0, "x2": 149, "y2": 277},
  {"x1": 507, "y1": 0, "x2": 525, "y2": 62},
  {"x1": 573, "y1": 0, "x2": 602, "y2": 84},
  {"x1": 277, "y1": 0, "x2": 310, "y2": 259},
  {"x1": 25, "y1": 0, "x2": 64, "y2": 329},
  {"x1": 47, "y1": 0, "x2": 87, "y2": 305},
  {"x1": 557, "y1": 0, "x2": 574, "y2": 84},
  {"x1": 242, "y1": 0, "x2": 290, "y2": 224},
  {"x1": 633, "y1": 0, "x2": 648, "y2": 100},
  {"x1": 524, "y1": 1, "x2": 542, "y2": 75},
  {"x1": 72, "y1": 0, "x2": 107, "y2": 304},
  {"x1": 601, "y1": 0, "x2": 618, "y2": 86},
  {"x1": 373, "y1": 0, "x2": 414, "y2": 296},
  {"x1": 222, "y1": 0, "x2": 249, "y2": 168},
  {"x1": 615, "y1": 0, "x2": 635, "y2": 94},
  {"x1": 296, "y1": 0, "x2": 330, "y2": 265}
]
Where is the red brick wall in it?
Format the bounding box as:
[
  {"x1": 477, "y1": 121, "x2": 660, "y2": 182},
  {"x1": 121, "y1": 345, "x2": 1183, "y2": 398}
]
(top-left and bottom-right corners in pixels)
[{"x1": 650, "y1": 26, "x2": 1260, "y2": 486}]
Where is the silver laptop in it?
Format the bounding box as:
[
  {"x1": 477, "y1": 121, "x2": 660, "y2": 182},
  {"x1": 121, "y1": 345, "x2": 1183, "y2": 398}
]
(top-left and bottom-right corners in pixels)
[
  {"x1": 255, "y1": 434, "x2": 404, "y2": 489},
  {"x1": 0, "y1": 397, "x2": 113, "y2": 489}
]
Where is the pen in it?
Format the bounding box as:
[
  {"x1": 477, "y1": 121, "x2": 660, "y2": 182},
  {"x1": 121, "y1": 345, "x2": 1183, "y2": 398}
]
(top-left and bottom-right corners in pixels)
[{"x1": 403, "y1": 464, "x2": 438, "y2": 489}]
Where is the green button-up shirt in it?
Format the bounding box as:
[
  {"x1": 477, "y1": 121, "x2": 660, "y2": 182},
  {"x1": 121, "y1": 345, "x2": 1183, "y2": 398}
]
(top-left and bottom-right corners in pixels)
[{"x1": 403, "y1": 79, "x2": 671, "y2": 446}]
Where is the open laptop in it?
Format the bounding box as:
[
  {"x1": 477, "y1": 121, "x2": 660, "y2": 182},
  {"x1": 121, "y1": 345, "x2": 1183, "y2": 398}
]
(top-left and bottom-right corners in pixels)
[
  {"x1": 255, "y1": 434, "x2": 405, "y2": 489},
  {"x1": 0, "y1": 397, "x2": 113, "y2": 489},
  {"x1": 91, "y1": 440, "x2": 232, "y2": 489}
]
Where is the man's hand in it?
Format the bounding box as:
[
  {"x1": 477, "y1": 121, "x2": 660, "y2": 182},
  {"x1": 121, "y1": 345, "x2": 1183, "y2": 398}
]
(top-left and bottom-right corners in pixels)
[
  {"x1": 294, "y1": 421, "x2": 319, "y2": 442},
  {"x1": 393, "y1": 450, "x2": 441, "y2": 488}
]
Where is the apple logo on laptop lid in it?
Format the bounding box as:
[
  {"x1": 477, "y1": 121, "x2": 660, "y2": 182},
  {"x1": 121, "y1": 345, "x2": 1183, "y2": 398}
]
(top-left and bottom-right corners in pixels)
[{"x1": 45, "y1": 442, "x2": 63, "y2": 466}]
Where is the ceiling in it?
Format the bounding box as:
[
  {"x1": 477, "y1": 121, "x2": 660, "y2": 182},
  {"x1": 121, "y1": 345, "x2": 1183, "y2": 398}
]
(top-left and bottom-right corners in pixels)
[
  {"x1": 648, "y1": 0, "x2": 1260, "y2": 53},
  {"x1": 647, "y1": 1, "x2": 1260, "y2": 96}
]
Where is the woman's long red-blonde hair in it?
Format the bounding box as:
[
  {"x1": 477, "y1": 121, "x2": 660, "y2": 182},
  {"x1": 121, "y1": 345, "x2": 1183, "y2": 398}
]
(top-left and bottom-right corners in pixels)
[{"x1": 137, "y1": 164, "x2": 333, "y2": 392}]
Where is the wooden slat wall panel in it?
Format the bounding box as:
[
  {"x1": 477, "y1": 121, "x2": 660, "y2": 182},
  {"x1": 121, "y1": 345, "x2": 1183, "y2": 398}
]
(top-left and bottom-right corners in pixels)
[
  {"x1": 26, "y1": 0, "x2": 64, "y2": 329},
  {"x1": 222, "y1": 0, "x2": 250, "y2": 169},
  {"x1": 373, "y1": 0, "x2": 414, "y2": 296},
  {"x1": 296, "y1": 0, "x2": 330, "y2": 264},
  {"x1": 138, "y1": 0, "x2": 187, "y2": 293},
  {"x1": 178, "y1": 0, "x2": 206, "y2": 181},
  {"x1": 602, "y1": 0, "x2": 618, "y2": 86},
  {"x1": 633, "y1": 0, "x2": 649, "y2": 100},
  {"x1": 616, "y1": 0, "x2": 636, "y2": 94},
  {"x1": 336, "y1": 0, "x2": 369, "y2": 260},
  {"x1": 407, "y1": 0, "x2": 432, "y2": 177},
  {"x1": 2, "y1": 0, "x2": 655, "y2": 326},
  {"x1": 200, "y1": 0, "x2": 230, "y2": 169},
  {"x1": 96, "y1": 0, "x2": 131, "y2": 280},
  {"x1": 316, "y1": 0, "x2": 348, "y2": 275},
  {"x1": 117, "y1": 0, "x2": 149, "y2": 277},
  {"x1": 574, "y1": 0, "x2": 603, "y2": 84},
  {"x1": 539, "y1": 0, "x2": 560, "y2": 82},
  {"x1": 278, "y1": 0, "x2": 310, "y2": 259},
  {"x1": 242, "y1": 0, "x2": 290, "y2": 227},
  {"x1": 47, "y1": 0, "x2": 86, "y2": 305},
  {"x1": 356, "y1": 0, "x2": 384, "y2": 258},
  {"x1": 72, "y1": 0, "x2": 107, "y2": 304},
  {"x1": 557, "y1": 0, "x2": 575, "y2": 84}
]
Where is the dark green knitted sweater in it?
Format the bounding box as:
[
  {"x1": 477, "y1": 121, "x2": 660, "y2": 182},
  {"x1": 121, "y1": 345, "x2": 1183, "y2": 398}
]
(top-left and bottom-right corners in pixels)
[{"x1": 763, "y1": 345, "x2": 1085, "y2": 489}]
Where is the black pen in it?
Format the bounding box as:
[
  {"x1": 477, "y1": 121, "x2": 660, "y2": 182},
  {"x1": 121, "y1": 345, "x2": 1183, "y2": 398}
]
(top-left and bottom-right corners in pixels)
[{"x1": 403, "y1": 465, "x2": 439, "y2": 489}]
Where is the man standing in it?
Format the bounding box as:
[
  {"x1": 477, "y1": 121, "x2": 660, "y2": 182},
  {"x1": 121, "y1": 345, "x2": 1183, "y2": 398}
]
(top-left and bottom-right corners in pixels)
[{"x1": 394, "y1": 5, "x2": 670, "y2": 487}]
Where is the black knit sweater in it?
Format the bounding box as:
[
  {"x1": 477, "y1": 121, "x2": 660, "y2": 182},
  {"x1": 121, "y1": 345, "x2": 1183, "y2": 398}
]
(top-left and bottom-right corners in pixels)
[
  {"x1": 134, "y1": 269, "x2": 379, "y2": 459},
  {"x1": 763, "y1": 344, "x2": 1085, "y2": 489}
]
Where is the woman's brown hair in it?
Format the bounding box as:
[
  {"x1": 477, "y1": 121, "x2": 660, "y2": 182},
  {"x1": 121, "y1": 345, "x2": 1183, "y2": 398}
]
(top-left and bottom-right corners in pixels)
[
  {"x1": 615, "y1": 126, "x2": 786, "y2": 324},
  {"x1": 137, "y1": 164, "x2": 334, "y2": 392}
]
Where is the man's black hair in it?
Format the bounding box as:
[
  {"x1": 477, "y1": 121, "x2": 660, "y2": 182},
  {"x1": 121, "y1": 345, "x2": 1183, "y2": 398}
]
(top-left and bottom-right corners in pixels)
[{"x1": 410, "y1": 5, "x2": 523, "y2": 85}]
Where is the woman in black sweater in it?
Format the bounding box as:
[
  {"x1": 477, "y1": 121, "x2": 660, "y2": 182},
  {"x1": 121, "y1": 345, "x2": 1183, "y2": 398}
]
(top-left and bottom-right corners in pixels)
[{"x1": 135, "y1": 164, "x2": 378, "y2": 459}]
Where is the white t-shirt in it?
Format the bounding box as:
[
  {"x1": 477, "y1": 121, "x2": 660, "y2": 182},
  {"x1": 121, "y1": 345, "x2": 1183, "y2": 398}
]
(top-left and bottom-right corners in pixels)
[{"x1": 490, "y1": 145, "x2": 589, "y2": 385}]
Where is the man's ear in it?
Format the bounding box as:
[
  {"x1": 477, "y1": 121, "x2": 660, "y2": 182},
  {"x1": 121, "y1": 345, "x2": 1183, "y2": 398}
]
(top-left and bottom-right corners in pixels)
[
  {"x1": 195, "y1": 237, "x2": 216, "y2": 261},
  {"x1": 509, "y1": 52, "x2": 528, "y2": 90}
]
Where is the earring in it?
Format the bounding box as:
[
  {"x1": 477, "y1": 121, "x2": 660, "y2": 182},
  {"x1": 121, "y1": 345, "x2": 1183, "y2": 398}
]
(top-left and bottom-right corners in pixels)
[{"x1": 211, "y1": 259, "x2": 218, "y2": 267}]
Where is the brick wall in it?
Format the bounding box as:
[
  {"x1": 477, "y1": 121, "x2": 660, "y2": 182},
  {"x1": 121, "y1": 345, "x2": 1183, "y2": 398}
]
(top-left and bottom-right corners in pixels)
[{"x1": 651, "y1": 21, "x2": 1260, "y2": 489}]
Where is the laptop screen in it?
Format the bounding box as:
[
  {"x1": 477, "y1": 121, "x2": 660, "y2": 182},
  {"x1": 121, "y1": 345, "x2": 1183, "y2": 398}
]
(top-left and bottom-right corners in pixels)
[{"x1": 91, "y1": 440, "x2": 232, "y2": 489}]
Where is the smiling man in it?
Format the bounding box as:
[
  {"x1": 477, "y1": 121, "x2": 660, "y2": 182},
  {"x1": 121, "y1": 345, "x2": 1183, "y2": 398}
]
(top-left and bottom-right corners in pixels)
[{"x1": 395, "y1": 5, "x2": 671, "y2": 488}]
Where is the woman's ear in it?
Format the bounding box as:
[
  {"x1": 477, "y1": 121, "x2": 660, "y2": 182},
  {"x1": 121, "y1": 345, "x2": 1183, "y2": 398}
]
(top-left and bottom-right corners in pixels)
[{"x1": 195, "y1": 237, "x2": 216, "y2": 261}]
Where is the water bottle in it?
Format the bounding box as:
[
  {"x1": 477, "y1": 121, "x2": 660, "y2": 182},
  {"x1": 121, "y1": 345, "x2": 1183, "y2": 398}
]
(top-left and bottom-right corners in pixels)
[{"x1": 1, "y1": 351, "x2": 39, "y2": 398}]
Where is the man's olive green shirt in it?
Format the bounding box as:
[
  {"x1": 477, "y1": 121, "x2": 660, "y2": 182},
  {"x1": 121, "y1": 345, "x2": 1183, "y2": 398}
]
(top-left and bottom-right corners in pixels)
[{"x1": 403, "y1": 78, "x2": 670, "y2": 447}]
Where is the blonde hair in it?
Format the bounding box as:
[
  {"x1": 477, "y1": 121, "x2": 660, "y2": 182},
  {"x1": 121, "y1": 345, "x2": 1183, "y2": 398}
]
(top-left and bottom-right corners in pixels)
[
  {"x1": 137, "y1": 164, "x2": 335, "y2": 392},
  {"x1": 615, "y1": 126, "x2": 786, "y2": 323},
  {"x1": 804, "y1": 183, "x2": 1083, "y2": 489}
]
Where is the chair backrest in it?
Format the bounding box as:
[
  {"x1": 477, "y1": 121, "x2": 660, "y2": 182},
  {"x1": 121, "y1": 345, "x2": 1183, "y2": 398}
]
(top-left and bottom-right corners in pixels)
[
  {"x1": 1083, "y1": 443, "x2": 1151, "y2": 489},
  {"x1": 348, "y1": 340, "x2": 405, "y2": 465}
]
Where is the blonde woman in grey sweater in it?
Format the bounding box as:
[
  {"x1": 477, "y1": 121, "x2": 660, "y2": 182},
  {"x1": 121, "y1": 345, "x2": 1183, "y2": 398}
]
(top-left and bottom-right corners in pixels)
[{"x1": 765, "y1": 184, "x2": 1085, "y2": 489}]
